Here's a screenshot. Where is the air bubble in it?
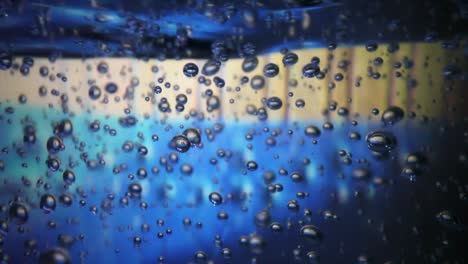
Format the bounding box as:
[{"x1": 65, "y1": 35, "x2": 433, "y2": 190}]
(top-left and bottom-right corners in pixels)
[
  {"x1": 208, "y1": 192, "x2": 223, "y2": 205},
  {"x1": 251, "y1": 75, "x2": 265, "y2": 90},
  {"x1": 282, "y1": 52, "x2": 298, "y2": 66},
  {"x1": 89, "y1": 85, "x2": 102, "y2": 100},
  {"x1": 9, "y1": 203, "x2": 29, "y2": 224},
  {"x1": 169, "y1": 135, "x2": 191, "y2": 153},
  {"x1": 62, "y1": 170, "x2": 76, "y2": 185},
  {"x1": 0, "y1": 52, "x2": 12, "y2": 70},
  {"x1": 381, "y1": 106, "x2": 404, "y2": 125},
  {"x1": 97, "y1": 62, "x2": 109, "y2": 74},
  {"x1": 40, "y1": 194, "x2": 57, "y2": 213},
  {"x1": 202, "y1": 60, "x2": 221, "y2": 76},
  {"x1": 128, "y1": 183, "x2": 142, "y2": 198},
  {"x1": 263, "y1": 63, "x2": 279, "y2": 78},
  {"x1": 300, "y1": 225, "x2": 322, "y2": 241},
  {"x1": 255, "y1": 210, "x2": 271, "y2": 227},
  {"x1": 183, "y1": 63, "x2": 199, "y2": 77},
  {"x1": 304, "y1": 125, "x2": 321, "y2": 138},
  {"x1": 266, "y1": 97, "x2": 283, "y2": 110},
  {"x1": 303, "y1": 63, "x2": 320, "y2": 78},
  {"x1": 39, "y1": 248, "x2": 71, "y2": 264},
  {"x1": 105, "y1": 82, "x2": 118, "y2": 94},
  {"x1": 46, "y1": 136, "x2": 64, "y2": 154},
  {"x1": 246, "y1": 161, "x2": 258, "y2": 171},
  {"x1": 242, "y1": 56, "x2": 259, "y2": 72},
  {"x1": 183, "y1": 128, "x2": 201, "y2": 145},
  {"x1": 365, "y1": 131, "x2": 397, "y2": 153}
]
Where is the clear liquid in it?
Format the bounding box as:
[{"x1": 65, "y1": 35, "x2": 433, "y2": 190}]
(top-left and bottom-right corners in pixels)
[{"x1": 0, "y1": 1, "x2": 467, "y2": 263}]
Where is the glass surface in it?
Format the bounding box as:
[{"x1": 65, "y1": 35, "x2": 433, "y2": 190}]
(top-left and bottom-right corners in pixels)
[{"x1": 0, "y1": 1, "x2": 467, "y2": 263}]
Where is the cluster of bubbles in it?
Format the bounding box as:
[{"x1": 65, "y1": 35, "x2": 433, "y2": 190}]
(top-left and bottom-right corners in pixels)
[{"x1": 0, "y1": 3, "x2": 467, "y2": 262}]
